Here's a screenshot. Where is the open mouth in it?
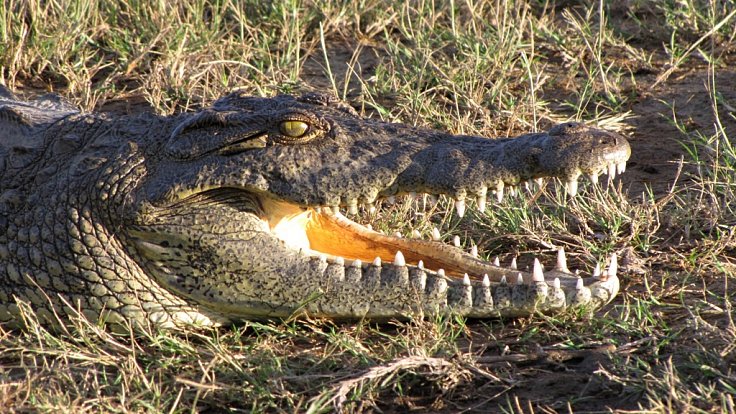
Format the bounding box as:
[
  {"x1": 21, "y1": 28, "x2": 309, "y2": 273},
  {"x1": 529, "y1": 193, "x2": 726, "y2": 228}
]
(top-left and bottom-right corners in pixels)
[
  {"x1": 260, "y1": 177, "x2": 620, "y2": 291},
  {"x1": 265, "y1": 197, "x2": 485, "y2": 277}
]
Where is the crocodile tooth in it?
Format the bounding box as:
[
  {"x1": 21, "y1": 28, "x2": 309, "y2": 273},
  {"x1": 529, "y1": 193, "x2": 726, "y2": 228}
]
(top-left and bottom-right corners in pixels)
[
  {"x1": 454, "y1": 198, "x2": 466, "y2": 218},
  {"x1": 344, "y1": 259, "x2": 366, "y2": 284},
  {"x1": 367, "y1": 203, "x2": 376, "y2": 214},
  {"x1": 509, "y1": 185, "x2": 517, "y2": 197},
  {"x1": 457, "y1": 274, "x2": 473, "y2": 307},
  {"x1": 437, "y1": 268, "x2": 446, "y2": 277},
  {"x1": 546, "y1": 278, "x2": 566, "y2": 309},
  {"x1": 393, "y1": 260, "x2": 410, "y2": 286},
  {"x1": 335, "y1": 256, "x2": 345, "y2": 266},
  {"x1": 410, "y1": 267, "x2": 427, "y2": 291},
  {"x1": 525, "y1": 180, "x2": 532, "y2": 192},
  {"x1": 608, "y1": 253, "x2": 618, "y2": 276},
  {"x1": 566, "y1": 178, "x2": 578, "y2": 196},
  {"x1": 394, "y1": 231, "x2": 403, "y2": 238},
  {"x1": 532, "y1": 258, "x2": 545, "y2": 282},
  {"x1": 532, "y1": 267, "x2": 549, "y2": 288},
  {"x1": 372, "y1": 257, "x2": 382, "y2": 267},
  {"x1": 494, "y1": 276, "x2": 511, "y2": 309},
  {"x1": 477, "y1": 195, "x2": 487, "y2": 212},
  {"x1": 319, "y1": 254, "x2": 327, "y2": 263},
  {"x1": 417, "y1": 260, "x2": 425, "y2": 269},
  {"x1": 617, "y1": 161, "x2": 626, "y2": 174},
  {"x1": 588, "y1": 172, "x2": 599, "y2": 184},
  {"x1": 607, "y1": 163, "x2": 616, "y2": 179},
  {"x1": 453, "y1": 235, "x2": 461, "y2": 247},
  {"x1": 569, "y1": 276, "x2": 592, "y2": 306},
  {"x1": 510, "y1": 257, "x2": 517, "y2": 270},
  {"x1": 602, "y1": 254, "x2": 620, "y2": 294},
  {"x1": 493, "y1": 256, "x2": 500, "y2": 266},
  {"x1": 347, "y1": 200, "x2": 359, "y2": 215},
  {"x1": 475, "y1": 274, "x2": 494, "y2": 312},
  {"x1": 516, "y1": 273, "x2": 524, "y2": 285},
  {"x1": 602, "y1": 270, "x2": 619, "y2": 289},
  {"x1": 512, "y1": 275, "x2": 528, "y2": 308},
  {"x1": 496, "y1": 181, "x2": 504, "y2": 202},
  {"x1": 366, "y1": 224, "x2": 373, "y2": 230},
  {"x1": 328, "y1": 260, "x2": 346, "y2": 282},
  {"x1": 432, "y1": 273, "x2": 448, "y2": 298},
  {"x1": 592, "y1": 263, "x2": 602, "y2": 278},
  {"x1": 471, "y1": 245, "x2": 478, "y2": 258},
  {"x1": 477, "y1": 186, "x2": 488, "y2": 211},
  {"x1": 590, "y1": 264, "x2": 620, "y2": 306},
  {"x1": 535, "y1": 177, "x2": 544, "y2": 187},
  {"x1": 555, "y1": 247, "x2": 569, "y2": 273},
  {"x1": 315, "y1": 207, "x2": 322, "y2": 213},
  {"x1": 394, "y1": 251, "x2": 406, "y2": 267},
  {"x1": 431, "y1": 227, "x2": 441, "y2": 241}
]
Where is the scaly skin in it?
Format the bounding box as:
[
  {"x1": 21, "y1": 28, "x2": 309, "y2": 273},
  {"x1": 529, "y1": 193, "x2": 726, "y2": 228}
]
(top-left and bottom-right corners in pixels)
[{"x1": 0, "y1": 89, "x2": 630, "y2": 328}]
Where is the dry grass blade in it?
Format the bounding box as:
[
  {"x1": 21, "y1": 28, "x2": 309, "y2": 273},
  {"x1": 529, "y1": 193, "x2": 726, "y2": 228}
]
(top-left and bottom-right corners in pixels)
[
  {"x1": 317, "y1": 355, "x2": 466, "y2": 411},
  {"x1": 652, "y1": 8, "x2": 736, "y2": 89}
]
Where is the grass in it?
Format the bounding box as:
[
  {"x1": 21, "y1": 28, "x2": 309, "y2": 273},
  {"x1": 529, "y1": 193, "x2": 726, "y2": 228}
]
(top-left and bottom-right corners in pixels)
[{"x1": 2, "y1": 0, "x2": 736, "y2": 412}]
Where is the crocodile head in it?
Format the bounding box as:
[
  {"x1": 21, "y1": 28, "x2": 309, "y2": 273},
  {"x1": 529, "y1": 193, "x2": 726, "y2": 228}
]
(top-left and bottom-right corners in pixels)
[{"x1": 124, "y1": 92, "x2": 630, "y2": 325}]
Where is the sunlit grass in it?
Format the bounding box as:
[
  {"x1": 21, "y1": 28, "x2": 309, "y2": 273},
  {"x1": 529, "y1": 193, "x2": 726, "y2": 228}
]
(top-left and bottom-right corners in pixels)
[{"x1": 1, "y1": 0, "x2": 736, "y2": 412}]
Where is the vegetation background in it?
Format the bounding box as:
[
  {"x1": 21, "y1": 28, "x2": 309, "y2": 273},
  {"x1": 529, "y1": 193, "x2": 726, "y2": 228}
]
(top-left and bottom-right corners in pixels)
[{"x1": 1, "y1": 0, "x2": 735, "y2": 412}]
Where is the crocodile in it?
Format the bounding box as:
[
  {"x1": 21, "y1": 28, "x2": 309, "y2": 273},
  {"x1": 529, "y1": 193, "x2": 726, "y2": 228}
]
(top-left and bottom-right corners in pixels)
[{"x1": 0, "y1": 87, "x2": 630, "y2": 328}]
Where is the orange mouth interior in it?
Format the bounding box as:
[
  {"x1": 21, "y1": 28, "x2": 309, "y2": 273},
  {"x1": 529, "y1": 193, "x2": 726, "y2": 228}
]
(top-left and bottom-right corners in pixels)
[{"x1": 262, "y1": 197, "x2": 493, "y2": 279}]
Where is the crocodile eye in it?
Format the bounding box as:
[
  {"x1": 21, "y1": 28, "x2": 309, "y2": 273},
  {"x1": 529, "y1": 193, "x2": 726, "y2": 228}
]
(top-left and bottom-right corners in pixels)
[{"x1": 279, "y1": 120, "x2": 309, "y2": 138}]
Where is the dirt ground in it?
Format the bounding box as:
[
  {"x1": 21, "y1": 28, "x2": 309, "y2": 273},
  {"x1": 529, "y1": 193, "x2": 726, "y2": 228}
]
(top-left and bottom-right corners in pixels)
[{"x1": 625, "y1": 68, "x2": 736, "y2": 196}]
